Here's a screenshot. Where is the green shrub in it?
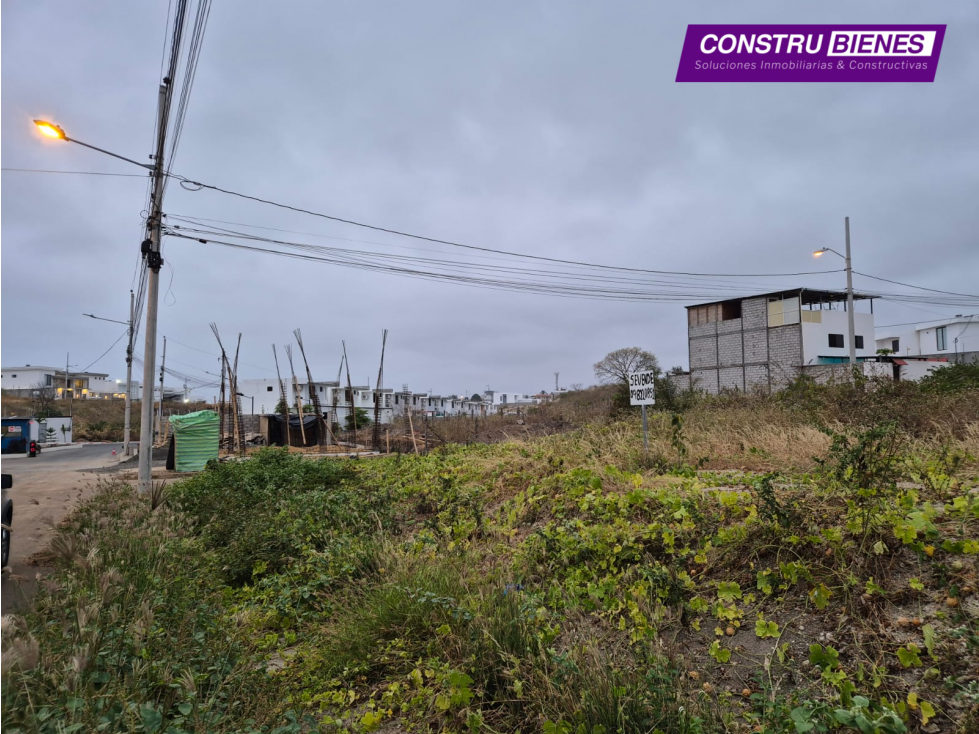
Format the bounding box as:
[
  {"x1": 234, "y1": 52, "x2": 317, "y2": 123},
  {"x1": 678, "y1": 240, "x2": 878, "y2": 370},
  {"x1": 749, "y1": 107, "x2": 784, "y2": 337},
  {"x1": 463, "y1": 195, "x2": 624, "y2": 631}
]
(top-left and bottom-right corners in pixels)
[{"x1": 170, "y1": 448, "x2": 386, "y2": 586}]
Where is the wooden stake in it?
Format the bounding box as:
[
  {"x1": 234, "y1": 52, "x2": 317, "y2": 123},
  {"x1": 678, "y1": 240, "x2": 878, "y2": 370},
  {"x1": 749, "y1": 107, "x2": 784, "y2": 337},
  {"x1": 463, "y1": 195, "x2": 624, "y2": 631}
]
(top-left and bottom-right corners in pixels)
[{"x1": 407, "y1": 409, "x2": 419, "y2": 455}]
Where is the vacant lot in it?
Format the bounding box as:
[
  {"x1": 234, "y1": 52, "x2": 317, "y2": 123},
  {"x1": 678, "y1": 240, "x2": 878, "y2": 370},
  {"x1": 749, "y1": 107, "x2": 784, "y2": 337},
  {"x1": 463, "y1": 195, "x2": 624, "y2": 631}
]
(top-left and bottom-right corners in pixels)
[{"x1": 3, "y1": 376, "x2": 978, "y2": 733}]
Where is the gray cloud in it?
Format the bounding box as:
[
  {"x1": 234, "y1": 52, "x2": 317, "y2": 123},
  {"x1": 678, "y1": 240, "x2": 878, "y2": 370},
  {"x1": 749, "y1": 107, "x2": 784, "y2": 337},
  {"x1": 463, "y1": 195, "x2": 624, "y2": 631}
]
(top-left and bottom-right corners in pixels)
[{"x1": 3, "y1": 1, "x2": 978, "y2": 394}]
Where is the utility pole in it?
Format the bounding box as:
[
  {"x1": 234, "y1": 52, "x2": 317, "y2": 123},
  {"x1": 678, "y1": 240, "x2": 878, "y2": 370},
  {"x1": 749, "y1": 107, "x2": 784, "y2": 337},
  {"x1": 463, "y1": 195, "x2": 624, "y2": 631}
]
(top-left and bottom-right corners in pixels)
[
  {"x1": 124, "y1": 290, "x2": 134, "y2": 455},
  {"x1": 137, "y1": 81, "x2": 171, "y2": 493},
  {"x1": 64, "y1": 353, "x2": 70, "y2": 403},
  {"x1": 157, "y1": 336, "x2": 167, "y2": 443},
  {"x1": 845, "y1": 217, "x2": 856, "y2": 366}
]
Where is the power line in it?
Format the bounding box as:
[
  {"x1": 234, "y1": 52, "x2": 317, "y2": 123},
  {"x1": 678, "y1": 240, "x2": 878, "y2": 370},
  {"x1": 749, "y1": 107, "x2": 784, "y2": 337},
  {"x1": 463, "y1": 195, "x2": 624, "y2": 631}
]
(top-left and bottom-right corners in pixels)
[
  {"x1": 168, "y1": 230, "x2": 820, "y2": 303},
  {"x1": 854, "y1": 271, "x2": 979, "y2": 299},
  {"x1": 81, "y1": 330, "x2": 129, "y2": 372},
  {"x1": 1, "y1": 167, "x2": 150, "y2": 177},
  {"x1": 172, "y1": 177, "x2": 841, "y2": 279},
  {"x1": 167, "y1": 221, "x2": 819, "y2": 293}
]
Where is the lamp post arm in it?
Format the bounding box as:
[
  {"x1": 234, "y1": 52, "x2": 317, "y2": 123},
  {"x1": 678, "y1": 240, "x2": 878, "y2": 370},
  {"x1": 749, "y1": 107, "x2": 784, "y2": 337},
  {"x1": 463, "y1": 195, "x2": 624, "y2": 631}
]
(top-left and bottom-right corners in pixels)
[{"x1": 64, "y1": 136, "x2": 153, "y2": 171}]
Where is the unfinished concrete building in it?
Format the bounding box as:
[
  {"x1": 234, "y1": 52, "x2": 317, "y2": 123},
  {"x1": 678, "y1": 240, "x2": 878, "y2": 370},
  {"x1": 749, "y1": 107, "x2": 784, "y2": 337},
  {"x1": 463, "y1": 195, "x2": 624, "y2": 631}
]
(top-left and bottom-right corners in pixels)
[{"x1": 684, "y1": 288, "x2": 877, "y2": 394}]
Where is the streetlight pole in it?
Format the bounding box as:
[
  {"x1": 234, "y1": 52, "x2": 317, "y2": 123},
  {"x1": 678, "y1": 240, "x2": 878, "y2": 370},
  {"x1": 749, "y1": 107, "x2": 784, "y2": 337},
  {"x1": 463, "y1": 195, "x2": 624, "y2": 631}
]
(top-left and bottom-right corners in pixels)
[
  {"x1": 125, "y1": 291, "x2": 134, "y2": 455},
  {"x1": 814, "y1": 217, "x2": 857, "y2": 367},
  {"x1": 34, "y1": 84, "x2": 173, "y2": 493},
  {"x1": 82, "y1": 301, "x2": 134, "y2": 453},
  {"x1": 844, "y1": 217, "x2": 855, "y2": 366}
]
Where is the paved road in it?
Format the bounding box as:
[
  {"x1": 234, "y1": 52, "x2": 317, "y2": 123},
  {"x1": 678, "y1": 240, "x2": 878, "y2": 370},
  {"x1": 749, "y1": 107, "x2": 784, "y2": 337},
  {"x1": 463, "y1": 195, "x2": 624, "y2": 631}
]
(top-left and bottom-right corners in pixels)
[{"x1": 2, "y1": 443, "x2": 128, "y2": 614}]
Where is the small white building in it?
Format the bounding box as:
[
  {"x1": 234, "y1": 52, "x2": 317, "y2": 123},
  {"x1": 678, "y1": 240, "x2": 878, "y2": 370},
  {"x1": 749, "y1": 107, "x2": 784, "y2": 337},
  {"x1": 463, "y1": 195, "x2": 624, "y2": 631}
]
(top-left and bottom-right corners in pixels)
[
  {"x1": 876, "y1": 314, "x2": 979, "y2": 363},
  {"x1": 1, "y1": 365, "x2": 128, "y2": 400},
  {"x1": 236, "y1": 378, "x2": 396, "y2": 424}
]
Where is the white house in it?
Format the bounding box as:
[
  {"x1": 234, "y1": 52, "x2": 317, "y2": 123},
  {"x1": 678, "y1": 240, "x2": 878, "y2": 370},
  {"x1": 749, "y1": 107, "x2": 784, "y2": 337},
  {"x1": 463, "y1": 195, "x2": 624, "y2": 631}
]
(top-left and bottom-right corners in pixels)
[
  {"x1": 236, "y1": 377, "x2": 396, "y2": 424},
  {"x1": 876, "y1": 314, "x2": 978, "y2": 363},
  {"x1": 1, "y1": 365, "x2": 128, "y2": 400}
]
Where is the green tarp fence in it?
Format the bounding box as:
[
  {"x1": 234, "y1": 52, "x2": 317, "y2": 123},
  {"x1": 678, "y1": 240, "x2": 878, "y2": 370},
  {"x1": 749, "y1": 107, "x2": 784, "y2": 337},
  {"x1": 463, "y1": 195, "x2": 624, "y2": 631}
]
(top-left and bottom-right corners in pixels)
[{"x1": 169, "y1": 410, "x2": 219, "y2": 472}]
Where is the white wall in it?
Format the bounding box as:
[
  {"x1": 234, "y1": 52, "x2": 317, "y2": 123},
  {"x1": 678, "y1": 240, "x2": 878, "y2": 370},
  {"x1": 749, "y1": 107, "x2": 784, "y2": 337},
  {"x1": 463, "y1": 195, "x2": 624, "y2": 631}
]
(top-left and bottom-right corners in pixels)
[
  {"x1": 877, "y1": 317, "x2": 979, "y2": 358},
  {"x1": 237, "y1": 378, "x2": 281, "y2": 414},
  {"x1": 915, "y1": 318, "x2": 979, "y2": 357},
  {"x1": 899, "y1": 361, "x2": 947, "y2": 381},
  {"x1": 801, "y1": 310, "x2": 876, "y2": 364},
  {"x1": 1, "y1": 367, "x2": 58, "y2": 391}
]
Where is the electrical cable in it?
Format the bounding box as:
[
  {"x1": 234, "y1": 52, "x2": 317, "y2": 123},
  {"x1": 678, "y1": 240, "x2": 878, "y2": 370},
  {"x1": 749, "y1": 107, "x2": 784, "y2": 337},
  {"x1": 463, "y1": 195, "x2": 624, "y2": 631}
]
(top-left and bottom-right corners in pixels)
[
  {"x1": 81, "y1": 330, "x2": 129, "y2": 372},
  {"x1": 1, "y1": 168, "x2": 150, "y2": 177}
]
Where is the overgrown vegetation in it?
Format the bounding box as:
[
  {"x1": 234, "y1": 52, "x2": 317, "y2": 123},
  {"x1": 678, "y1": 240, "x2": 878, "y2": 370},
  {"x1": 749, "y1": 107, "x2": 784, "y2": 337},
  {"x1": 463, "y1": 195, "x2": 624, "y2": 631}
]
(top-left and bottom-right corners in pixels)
[{"x1": 4, "y1": 377, "x2": 979, "y2": 733}]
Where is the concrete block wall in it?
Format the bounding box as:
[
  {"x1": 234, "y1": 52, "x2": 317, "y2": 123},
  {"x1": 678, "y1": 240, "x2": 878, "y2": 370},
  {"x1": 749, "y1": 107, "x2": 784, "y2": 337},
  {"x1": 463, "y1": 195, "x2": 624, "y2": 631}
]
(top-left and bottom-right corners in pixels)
[
  {"x1": 742, "y1": 298, "x2": 768, "y2": 329},
  {"x1": 695, "y1": 368, "x2": 719, "y2": 392},
  {"x1": 743, "y1": 330, "x2": 767, "y2": 364},
  {"x1": 767, "y1": 324, "x2": 803, "y2": 390},
  {"x1": 718, "y1": 333, "x2": 743, "y2": 367},
  {"x1": 690, "y1": 330, "x2": 718, "y2": 369},
  {"x1": 745, "y1": 364, "x2": 769, "y2": 392},
  {"x1": 718, "y1": 367, "x2": 744, "y2": 391}
]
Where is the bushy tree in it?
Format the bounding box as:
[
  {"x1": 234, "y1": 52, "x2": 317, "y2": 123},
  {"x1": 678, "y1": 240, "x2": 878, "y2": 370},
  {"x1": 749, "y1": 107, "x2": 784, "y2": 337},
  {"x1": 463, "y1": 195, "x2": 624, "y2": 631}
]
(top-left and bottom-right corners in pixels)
[
  {"x1": 594, "y1": 348, "x2": 660, "y2": 386},
  {"x1": 344, "y1": 407, "x2": 373, "y2": 431},
  {"x1": 919, "y1": 361, "x2": 979, "y2": 394}
]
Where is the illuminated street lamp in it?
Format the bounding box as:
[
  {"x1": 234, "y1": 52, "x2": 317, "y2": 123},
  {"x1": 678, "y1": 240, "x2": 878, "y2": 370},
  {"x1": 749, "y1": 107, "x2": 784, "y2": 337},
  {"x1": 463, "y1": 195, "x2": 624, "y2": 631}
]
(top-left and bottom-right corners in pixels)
[
  {"x1": 34, "y1": 120, "x2": 66, "y2": 139},
  {"x1": 33, "y1": 119, "x2": 152, "y2": 170},
  {"x1": 34, "y1": 105, "x2": 168, "y2": 494}
]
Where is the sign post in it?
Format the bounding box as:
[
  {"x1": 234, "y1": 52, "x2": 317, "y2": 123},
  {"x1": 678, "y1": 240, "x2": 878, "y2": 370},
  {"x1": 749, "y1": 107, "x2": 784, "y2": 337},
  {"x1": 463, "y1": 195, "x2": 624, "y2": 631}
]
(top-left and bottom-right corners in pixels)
[{"x1": 628, "y1": 370, "x2": 657, "y2": 454}]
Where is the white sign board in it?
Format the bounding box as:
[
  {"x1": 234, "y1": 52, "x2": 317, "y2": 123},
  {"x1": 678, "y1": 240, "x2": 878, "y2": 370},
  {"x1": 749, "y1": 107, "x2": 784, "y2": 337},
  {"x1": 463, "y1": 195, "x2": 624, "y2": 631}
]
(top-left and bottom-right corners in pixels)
[{"x1": 628, "y1": 370, "x2": 656, "y2": 405}]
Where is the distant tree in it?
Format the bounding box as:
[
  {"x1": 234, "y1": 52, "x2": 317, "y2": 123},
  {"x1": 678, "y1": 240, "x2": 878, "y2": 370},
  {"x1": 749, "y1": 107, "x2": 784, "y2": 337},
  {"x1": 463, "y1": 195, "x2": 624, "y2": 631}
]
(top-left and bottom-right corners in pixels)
[
  {"x1": 302, "y1": 403, "x2": 315, "y2": 413},
  {"x1": 274, "y1": 398, "x2": 289, "y2": 414},
  {"x1": 594, "y1": 348, "x2": 660, "y2": 386},
  {"x1": 876, "y1": 348, "x2": 894, "y2": 356},
  {"x1": 344, "y1": 407, "x2": 373, "y2": 431},
  {"x1": 570, "y1": 383, "x2": 584, "y2": 391},
  {"x1": 31, "y1": 382, "x2": 59, "y2": 419},
  {"x1": 668, "y1": 366, "x2": 686, "y2": 376}
]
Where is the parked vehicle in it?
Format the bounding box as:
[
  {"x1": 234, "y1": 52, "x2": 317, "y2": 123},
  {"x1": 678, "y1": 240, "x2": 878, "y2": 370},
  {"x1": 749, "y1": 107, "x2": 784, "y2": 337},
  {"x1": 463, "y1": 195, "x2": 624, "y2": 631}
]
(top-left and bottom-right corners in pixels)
[{"x1": 2, "y1": 474, "x2": 12, "y2": 567}]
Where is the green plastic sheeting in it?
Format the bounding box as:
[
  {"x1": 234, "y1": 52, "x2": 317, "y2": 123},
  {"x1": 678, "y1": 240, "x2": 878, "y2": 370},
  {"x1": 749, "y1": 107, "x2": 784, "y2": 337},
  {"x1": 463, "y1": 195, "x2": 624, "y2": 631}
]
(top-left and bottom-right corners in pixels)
[{"x1": 169, "y1": 410, "x2": 219, "y2": 472}]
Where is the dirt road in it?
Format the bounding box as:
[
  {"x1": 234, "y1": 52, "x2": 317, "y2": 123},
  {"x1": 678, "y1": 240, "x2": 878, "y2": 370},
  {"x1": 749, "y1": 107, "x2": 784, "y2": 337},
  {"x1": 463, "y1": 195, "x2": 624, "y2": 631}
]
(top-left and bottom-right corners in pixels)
[{"x1": 1, "y1": 443, "x2": 127, "y2": 613}]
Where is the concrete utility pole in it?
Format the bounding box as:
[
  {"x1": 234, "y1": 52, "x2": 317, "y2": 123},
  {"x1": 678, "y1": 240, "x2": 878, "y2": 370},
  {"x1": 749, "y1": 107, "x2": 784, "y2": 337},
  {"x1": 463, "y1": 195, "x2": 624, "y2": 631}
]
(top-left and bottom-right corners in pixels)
[
  {"x1": 814, "y1": 218, "x2": 857, "y2": 368},
  {"x1": 845, "y1": 217, "x2": 856, "y2": 366},
  {"x1": 157, "y1": 335, "x2": 167, "y2": 443},
  {"x1": 124, "y1": 290, "x2": 134, "y2": 455},
  {"x1": 137, "y1": 81, "x2": 171, "y2": 493}
]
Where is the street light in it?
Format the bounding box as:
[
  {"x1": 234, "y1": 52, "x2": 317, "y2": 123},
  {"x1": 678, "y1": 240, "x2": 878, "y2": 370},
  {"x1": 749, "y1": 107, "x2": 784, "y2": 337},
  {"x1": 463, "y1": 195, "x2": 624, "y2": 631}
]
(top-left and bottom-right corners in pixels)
[
  {"x1": 83, "y1": 299, "x2": 136, "y2": 456},
  {"x1": 813, "y1": 217, "x2": 856, "y2": 365},
  {"x1": 34, "y1": 120, "x2": 66, "y2": 139},
  {"x1": 35, "y1": 88, "x2": 170, "y2": 495}
]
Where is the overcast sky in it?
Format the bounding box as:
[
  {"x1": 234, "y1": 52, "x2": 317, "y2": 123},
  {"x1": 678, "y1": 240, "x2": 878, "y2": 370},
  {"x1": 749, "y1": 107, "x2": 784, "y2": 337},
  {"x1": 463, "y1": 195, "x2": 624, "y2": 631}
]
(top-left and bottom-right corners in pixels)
[{"x1": 3, "y1": 1, "x2": 978, "y2": 397}]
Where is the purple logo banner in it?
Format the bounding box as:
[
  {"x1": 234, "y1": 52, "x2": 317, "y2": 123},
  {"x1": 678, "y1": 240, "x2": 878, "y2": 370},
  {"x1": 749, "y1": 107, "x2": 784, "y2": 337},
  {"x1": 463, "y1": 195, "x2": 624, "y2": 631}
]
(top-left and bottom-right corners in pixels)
[{"x1": 676, "y1": 25, "x2": 946, "y2": 82}]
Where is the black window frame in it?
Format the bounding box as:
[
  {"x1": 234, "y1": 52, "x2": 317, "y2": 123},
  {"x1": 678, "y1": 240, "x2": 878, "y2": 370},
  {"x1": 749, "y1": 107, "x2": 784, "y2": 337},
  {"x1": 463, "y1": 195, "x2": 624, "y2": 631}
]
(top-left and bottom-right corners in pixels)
[
  {"x1": 828, "y1": 334, "x2": 844, "y2": 349},
  {"x1": 855, "y1": 335, "x2": 864, "y2": 349},
  {"x1": 936, "y1": 326, "x2": 948, "y2": 351}
]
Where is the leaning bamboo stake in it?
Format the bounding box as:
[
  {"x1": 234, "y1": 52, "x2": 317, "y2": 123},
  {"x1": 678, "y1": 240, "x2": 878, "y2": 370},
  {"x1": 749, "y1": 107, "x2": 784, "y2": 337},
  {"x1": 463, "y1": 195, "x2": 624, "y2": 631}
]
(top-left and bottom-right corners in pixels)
[
  {"x1": 284, "y1": 345, "x2": 306, "y2": 445},
  {"x1": 342, "y1": 340, "x2": 357, "y2": 438},
  {"x1": 407, "y1": 409, "x2": 419, "y2": 455},
  {"x1": 230, "y1": 334, "x2": 244, "y2": 456},
  {"x1": 272, "y1": 344, "x2": 292, "y2": 447},
  {"x1": 294, "y1": 328, "x2": 328, "y2": 447}
]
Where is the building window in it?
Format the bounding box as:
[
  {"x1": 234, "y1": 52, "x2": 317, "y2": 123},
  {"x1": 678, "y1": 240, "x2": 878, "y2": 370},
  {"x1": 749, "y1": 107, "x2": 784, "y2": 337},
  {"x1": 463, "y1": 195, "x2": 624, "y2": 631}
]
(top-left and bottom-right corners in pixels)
[
  {"x1": 11, "y1": 374, "x2": 16, "y2": 378},
  {"x1": 721, "y1": 301, "x2": 742, "y2": 321},
  {"x1": 936, "y1": 326, "x2": 948, "y2": 351},
  {"x1": 267, "y1": 386, "x2": 274, "y2": 391},
  {"x1": 828, "y1": 334, "x2": 844, "y2": 348},
  {"x1": 892, "y1": 339, "x2": 899, "y2": 352},
  {"x1": 855, "y1": 336, "x2": 864, "y2": 349}
]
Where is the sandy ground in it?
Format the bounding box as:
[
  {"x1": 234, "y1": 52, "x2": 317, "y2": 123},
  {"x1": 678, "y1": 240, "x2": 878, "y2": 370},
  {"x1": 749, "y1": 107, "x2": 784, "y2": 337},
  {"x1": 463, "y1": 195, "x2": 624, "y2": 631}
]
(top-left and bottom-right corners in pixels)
[{"x1": 1, "y1": 443, "x2": 130, "y2": 613}]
